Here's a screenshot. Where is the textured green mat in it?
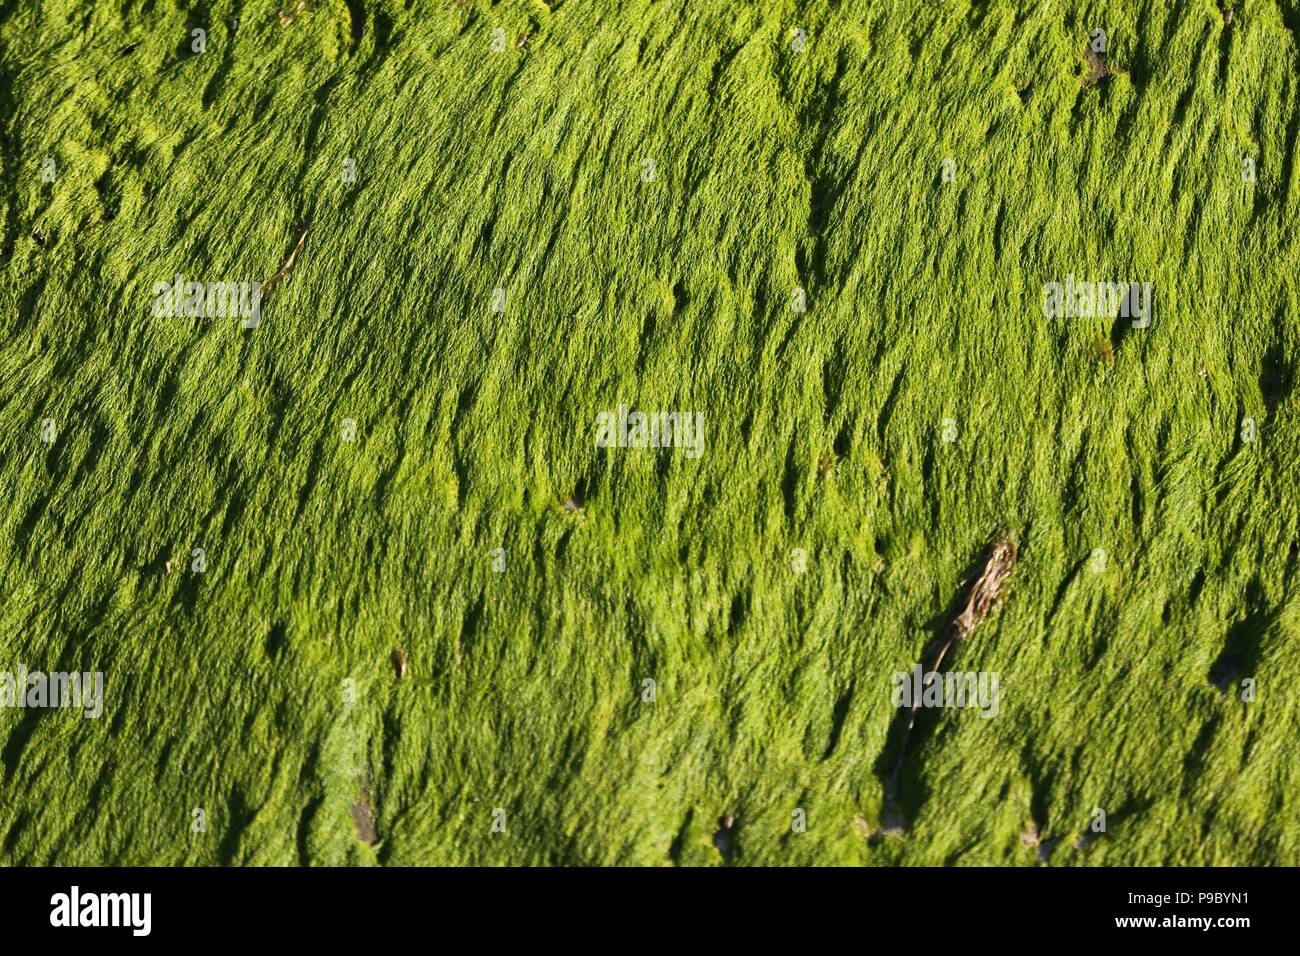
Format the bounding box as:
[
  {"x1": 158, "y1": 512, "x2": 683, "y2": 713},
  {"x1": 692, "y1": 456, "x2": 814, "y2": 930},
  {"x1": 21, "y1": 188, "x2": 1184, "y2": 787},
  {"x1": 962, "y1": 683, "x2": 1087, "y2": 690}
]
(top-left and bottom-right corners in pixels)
[{"x1": 1, "y1": 0, "x2": 1297, "y2": 865}]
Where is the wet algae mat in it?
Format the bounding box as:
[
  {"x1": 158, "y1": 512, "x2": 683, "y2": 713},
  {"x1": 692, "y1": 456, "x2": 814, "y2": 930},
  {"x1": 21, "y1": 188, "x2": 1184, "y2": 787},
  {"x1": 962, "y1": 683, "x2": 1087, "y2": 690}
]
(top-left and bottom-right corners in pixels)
[{"x1": 1, "y1": 0, "x2": 1298, "y2": 865}]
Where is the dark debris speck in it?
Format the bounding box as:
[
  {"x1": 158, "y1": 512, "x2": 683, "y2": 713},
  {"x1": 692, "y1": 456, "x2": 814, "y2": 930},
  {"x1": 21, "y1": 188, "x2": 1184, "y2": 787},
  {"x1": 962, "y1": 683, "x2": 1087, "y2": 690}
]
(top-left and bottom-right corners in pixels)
[
  {"x1": 1209, "y1": 654, "x2": 1240, "y2": 692},
  {"x1": 712, "y1": 814, "x2": 735, "y2": 858}
]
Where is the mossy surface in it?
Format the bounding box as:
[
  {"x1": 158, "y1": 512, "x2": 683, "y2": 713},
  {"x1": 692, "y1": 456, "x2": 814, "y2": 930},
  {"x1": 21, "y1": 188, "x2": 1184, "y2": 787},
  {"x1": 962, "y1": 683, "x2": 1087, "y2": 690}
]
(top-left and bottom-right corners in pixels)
[{"x1": 1, "y1": 0, "x2": 1297, "y2": 865}]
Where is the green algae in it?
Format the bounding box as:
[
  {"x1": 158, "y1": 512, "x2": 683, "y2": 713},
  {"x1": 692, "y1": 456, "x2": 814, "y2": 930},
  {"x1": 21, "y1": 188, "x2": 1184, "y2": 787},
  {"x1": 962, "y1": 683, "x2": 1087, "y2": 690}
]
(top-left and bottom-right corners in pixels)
[{"x1": 0, "y1": 0, "x2": 1297, "y2": 865}]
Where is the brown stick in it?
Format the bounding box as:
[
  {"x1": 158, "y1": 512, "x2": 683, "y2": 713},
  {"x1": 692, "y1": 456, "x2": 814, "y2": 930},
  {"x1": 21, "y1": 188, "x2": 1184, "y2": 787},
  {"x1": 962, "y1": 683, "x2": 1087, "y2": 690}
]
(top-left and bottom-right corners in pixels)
[
  {"x1": 886, "y1": 533, "x2": 1018, "y2": 801},
  {"x1": 262, "y1": 220, "x2": 311, "y2": 293}
]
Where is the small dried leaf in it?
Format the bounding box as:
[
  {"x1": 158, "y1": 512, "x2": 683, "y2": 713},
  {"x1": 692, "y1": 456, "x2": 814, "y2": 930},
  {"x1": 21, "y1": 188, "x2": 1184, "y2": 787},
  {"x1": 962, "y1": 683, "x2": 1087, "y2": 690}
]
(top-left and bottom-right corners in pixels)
[
  {"x1": 351, "y1": 780, "x2": 376, "y2": 845},
  {"x1": 1082, "y1": 46, "x2": 1108, "y2": 85},
  {"x1": 279, "y1": 1, "x2": 309, "y2": 28}
]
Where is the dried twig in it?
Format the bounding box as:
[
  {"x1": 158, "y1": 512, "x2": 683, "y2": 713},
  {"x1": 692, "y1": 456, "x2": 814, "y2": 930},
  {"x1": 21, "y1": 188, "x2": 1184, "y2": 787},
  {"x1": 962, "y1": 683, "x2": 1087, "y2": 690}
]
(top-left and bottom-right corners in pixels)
[
  {"x1": 262, "y1": 220, "x2": 311, "y2": 293},
  {"x1": 886, "y1": 533, "x2": 1018, "y2": 801},
  {"x1": 950, "y1": 533, "x2": 1017, "y2": 646}
]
